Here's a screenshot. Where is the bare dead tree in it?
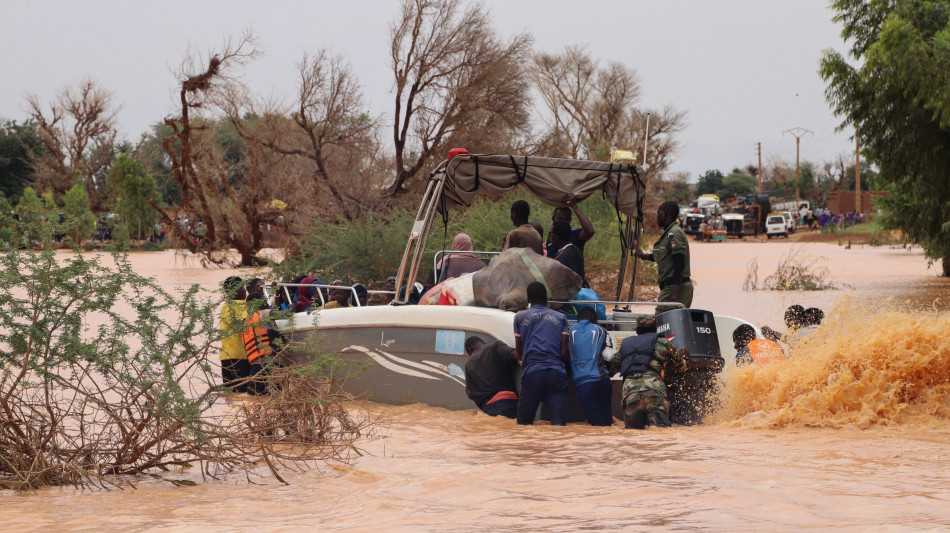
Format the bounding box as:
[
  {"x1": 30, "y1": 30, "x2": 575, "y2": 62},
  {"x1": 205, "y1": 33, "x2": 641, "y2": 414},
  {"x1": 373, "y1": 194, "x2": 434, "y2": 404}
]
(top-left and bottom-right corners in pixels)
[
  {"x1": 25, "y1": 80, "x2": 118, "y2": 208},
  {"x1": 764, "y1": 155, "x2": 796, "y2": 195},
  {"x1": 223, "y1": 49, "x2": 385, "y2": 221},
  {"x1": 152, "y1": 32, "x2": 302, "y2": 266},
  {"x1": 389, "y1": 0, "x2": 533, "y2": 195},
  {"x1": 530, "y1": 46, "x2": 686, "y2": 182}
]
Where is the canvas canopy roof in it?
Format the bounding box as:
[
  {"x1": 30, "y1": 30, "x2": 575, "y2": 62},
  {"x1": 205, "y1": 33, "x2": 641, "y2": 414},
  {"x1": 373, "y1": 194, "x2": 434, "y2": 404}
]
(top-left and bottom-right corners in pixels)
[{"x1": 440, "y1": 154, "x2": 646, "y2": 220}]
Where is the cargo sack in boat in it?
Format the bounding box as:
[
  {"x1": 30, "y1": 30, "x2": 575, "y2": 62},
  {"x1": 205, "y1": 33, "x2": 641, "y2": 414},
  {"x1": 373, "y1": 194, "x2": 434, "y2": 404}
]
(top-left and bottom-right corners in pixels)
[
  {"x1": 419, "y1": 281, "x2": 445, "y2": 305},
  {"x1": 472, "y1": 248, "x2": 583, "y2": 311},
  {"x1": 442, "y1": 273, "x2": 475, "y2": 306}
]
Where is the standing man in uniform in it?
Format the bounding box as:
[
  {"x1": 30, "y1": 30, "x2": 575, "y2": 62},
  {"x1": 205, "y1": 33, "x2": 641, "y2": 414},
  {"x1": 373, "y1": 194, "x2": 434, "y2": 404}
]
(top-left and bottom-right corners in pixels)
[
  {"x1": 513, "y1": 281, "x2": 570, "y2": 426},
  {"x1": 634, "y1": 200, "x2": 693, "y2": 310},
  {"x1": 609, "y1": 316, "x2": 689, "y2": 429}
]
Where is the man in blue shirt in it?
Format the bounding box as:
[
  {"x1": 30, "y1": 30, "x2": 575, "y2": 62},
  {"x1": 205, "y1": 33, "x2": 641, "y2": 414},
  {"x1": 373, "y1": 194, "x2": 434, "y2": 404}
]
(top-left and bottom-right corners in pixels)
[
  {"x1": 568, "y1": 306, "x2": 615, "y2": 426},
  {"x1": 513, "y1": 281, "x2": 570, "y2": 425}
]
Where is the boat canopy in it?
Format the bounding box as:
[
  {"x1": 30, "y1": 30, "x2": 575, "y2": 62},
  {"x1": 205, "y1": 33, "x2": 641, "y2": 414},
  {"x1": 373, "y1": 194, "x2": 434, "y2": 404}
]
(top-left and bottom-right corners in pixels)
[{"x1": 440, "y1": 154, "x2": 645, "y2": 220}]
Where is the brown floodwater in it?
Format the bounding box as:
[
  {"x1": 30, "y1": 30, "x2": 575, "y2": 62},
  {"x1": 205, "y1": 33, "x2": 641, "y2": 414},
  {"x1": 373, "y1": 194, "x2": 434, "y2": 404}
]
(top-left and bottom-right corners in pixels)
[{"x1": 3, "y1": 242, "x2": 950, "y2": 531}]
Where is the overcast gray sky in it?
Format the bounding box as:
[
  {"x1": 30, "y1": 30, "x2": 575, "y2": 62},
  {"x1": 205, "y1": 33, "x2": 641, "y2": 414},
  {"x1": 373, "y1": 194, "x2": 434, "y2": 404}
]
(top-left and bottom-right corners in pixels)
[{"x1": 2, "y1": 0, "x2": 854, "y2": 182}]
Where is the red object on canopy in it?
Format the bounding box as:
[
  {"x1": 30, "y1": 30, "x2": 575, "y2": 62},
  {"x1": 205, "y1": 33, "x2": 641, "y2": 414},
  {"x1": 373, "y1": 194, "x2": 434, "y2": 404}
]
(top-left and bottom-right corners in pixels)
[{"x1": 447, "y1": 148, "x2": 468, "y2": 161}]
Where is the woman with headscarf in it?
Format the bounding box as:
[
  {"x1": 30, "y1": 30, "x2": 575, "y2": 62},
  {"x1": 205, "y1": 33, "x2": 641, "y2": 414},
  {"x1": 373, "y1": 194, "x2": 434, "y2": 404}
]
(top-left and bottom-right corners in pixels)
[
  {"x1": 295, "y1": 277, "x2": 316, "y2": 313},
  {"x1": 437, "y1": 233, "x2": 486, "y2": 282}
]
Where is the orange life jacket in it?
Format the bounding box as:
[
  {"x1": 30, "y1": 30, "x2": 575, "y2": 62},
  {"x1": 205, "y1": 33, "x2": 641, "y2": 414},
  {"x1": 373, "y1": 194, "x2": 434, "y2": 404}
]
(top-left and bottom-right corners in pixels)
[
  {"x1": 747, "y1": 338, "x2": 784, "y2": 364},
  {"x1": 242, "y1": 311, "x2": 272, "y2": 364}
]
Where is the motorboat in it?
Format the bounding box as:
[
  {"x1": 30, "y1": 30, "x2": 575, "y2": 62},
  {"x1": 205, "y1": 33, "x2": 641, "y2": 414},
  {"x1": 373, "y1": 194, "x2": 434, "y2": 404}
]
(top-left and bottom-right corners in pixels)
[{"x1": 274, "y1": 152, "x2": 759, "y2": 423}]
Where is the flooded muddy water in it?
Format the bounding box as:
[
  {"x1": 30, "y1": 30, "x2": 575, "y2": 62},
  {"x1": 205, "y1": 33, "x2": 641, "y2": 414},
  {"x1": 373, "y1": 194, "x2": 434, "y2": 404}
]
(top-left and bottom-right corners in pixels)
[{"x1": 4, "y1": 243, "x2": 950, "y2": 531}]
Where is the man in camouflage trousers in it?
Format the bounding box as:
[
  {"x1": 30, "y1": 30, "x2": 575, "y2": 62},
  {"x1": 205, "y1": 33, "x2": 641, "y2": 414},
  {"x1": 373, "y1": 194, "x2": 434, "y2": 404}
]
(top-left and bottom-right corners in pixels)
[{"x1": 610, "y1": 316, "x2": 689, "y2": 429}]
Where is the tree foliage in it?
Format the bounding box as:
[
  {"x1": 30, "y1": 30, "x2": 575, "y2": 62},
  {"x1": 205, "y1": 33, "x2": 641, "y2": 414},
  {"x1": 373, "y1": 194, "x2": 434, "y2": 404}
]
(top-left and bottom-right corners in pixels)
[
  {"x1": 530, "y1": 45, "x2": 687, "y2": 182},
  {"x1": 821, "y1": 0, "x2": 950, "y2": 275},
  {"x1": 0, "y1": 120, "x2": 43, "y2": 202},
  {"x1": 25, "y1": 80, "x2": 118, "y2": 208},
  {"x1": 108, "y1": 153, "x2": 157, "y2": 240},
  {"x1": 154, "y1": 32, "x2": 300, "y2": 266},
  {"x1": 718, "y1": 172, "x2": 757, "y2": 200},
  {"x1": 223, "y1": 48, "x2": 385, "y2": 221},
  {"x1": 696, "y1": 169, "x2": 724, "y2": 196},
  {"x1": 62, "y1": 182, "x2": 96, "y2": 244},
  {"x1": 389, "y1": 0, "x2": 533, "y2": 194}
]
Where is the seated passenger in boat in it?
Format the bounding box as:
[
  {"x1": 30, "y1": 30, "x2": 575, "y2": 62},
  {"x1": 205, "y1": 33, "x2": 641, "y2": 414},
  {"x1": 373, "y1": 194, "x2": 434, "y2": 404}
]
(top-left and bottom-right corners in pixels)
[
  {"x1": 464, "y1": 337, "x2": 519, "y2": 419},
  {"x1": 323, "y1": 281, "x2": 351, "y2": 309},
  {"x1": 348, "y1": 283, "x2": 369, "y2": 306},
  {"x1": 294, "y1": 276, "x2": 316, "y2": 313},
  {"x1": 436, "y1": 233, "x2": 486, "y2": 282}
]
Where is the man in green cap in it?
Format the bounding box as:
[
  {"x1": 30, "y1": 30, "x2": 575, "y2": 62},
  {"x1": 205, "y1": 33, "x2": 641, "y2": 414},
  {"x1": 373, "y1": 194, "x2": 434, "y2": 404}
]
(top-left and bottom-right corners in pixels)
[
  {"x1": 609, "y1": 315, "x2": 689, "y2": 429},
  {"x1": 634, "y1": 201, "x2": 693, "y2": 310}
]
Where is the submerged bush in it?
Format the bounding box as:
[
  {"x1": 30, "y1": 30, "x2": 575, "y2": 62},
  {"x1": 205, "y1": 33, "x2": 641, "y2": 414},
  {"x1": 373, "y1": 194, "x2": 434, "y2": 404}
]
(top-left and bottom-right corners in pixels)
[
  {"x1": 0, "y1": 219, "x2": 370, "y2": 490},
  {"x1": 744, "y1": 248, "x2": 838, "y2": 291}
]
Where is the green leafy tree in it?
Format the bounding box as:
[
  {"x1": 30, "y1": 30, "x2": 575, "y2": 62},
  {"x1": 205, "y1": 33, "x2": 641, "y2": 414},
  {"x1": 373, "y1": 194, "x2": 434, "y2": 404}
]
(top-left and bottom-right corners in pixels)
[
  {"x1": 821, "y1": 0, "x2": 950, "y2": 275},
  {"x1": 62, "y1": 182, "x2": 96, "y2": 244},
  {"x1": 696, "y1": 169, "x2": 724, "y2": 196},
  {"x1": 108, "y1": 153, "x2": 157, "y2": 240},
  {"x1": 0, "y1": 120, "x2": 43, "y2": 202},
  {"x1": 716, "y1": 173, "x2": 757, "y2": 199},
  {"x1": 14, "y1": 187, "x2": 49, "y2": 245}
]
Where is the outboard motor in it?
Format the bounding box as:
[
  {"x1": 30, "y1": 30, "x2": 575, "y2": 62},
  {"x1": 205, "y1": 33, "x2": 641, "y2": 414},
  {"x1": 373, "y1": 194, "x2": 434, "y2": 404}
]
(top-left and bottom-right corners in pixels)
[{"x1": 656, "y1": 308, "x2": 724, "y2": 425}]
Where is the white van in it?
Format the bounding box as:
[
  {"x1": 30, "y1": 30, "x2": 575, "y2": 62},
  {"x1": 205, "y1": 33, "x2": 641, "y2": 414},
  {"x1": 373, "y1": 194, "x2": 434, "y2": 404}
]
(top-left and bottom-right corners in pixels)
[
  {"x1": 780, "y1": 211, "x2": 796, "y2": 233},
  {"x1": 766, "y1": 214, "x2": 788, "y2": 239}
]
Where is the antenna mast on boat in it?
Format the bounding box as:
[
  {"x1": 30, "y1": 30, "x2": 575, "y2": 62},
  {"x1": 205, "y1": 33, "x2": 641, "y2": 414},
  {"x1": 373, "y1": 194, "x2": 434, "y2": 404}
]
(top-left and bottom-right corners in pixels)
[{"x1": 619, "y1": 113, "x2": 650, "y2": 302}]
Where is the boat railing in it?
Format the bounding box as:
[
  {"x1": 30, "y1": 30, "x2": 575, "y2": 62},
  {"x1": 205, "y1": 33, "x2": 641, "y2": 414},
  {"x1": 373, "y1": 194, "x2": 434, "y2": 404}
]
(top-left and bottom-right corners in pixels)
[
  {"x1": 274, "y1": 282, "x2": 365, "y2": 309},
  {"x1": 432, "y1": 250, "x2": 499, "y2": 283},
  {"x1": 548, "y1": 298, "x2": 685, "y2": 327}
]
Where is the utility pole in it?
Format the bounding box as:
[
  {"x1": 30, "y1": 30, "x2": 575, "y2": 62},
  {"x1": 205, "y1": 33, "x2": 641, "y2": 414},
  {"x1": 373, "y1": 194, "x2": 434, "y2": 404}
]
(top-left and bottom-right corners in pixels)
[
  {"x1": 783, "y1": 127, "x2": 813, "y2": 199},
  {"x1": 855, "y1": 135, "x2": 862, "y2": 213},
  {"x1": 757, "y1": 142, "x2": 762, "y2": 195}
]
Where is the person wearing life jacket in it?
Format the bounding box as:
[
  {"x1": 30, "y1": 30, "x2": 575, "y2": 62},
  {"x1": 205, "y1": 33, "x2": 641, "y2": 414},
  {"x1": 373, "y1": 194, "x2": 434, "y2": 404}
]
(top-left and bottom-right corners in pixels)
[
  {"x1": 734, "y1": 324, "x2": 785, "y2": 366},
  {"x1": 567, "y1": 306, "x2": 615, "y2": 426},
  {"x1": 608, "y1": 315, "x2": 689, "y2": 429},
  {"x1": 748, "y1": 338, "x2": 784, "y2": 364},
  {"x1": 243, "y1": 292, "x2": 273, "y2": 395},
  {"x1": 219, "y1": 276, "x2": 249, "y2": 393}
]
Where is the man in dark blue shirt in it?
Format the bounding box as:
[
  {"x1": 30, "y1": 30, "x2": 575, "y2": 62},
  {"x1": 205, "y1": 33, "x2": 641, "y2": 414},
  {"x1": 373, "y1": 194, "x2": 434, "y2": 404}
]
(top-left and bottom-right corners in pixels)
[
  {"x1": 545, "y1": 193, "x2": 595, "y2": 257},
  {"x1": 513, "y1": 281, "x2": 569, "y2": 425}
]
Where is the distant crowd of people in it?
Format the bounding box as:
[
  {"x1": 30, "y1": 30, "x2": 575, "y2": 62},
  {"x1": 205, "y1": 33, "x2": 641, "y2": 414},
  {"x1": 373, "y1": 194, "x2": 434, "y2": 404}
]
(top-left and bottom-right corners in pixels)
[{"x1": 800, "y1": 208, "x2": 868, "y2": 231}]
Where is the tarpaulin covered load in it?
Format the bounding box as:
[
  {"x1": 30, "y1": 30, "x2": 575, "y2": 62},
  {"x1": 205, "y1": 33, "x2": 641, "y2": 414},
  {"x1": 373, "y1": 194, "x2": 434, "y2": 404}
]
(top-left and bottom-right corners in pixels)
[
  {"x1": 441, "y1": 154, "x2": 645, "y2": 220},
  {"x1": 472, "y1": 248, "x2": 583, "y2": 312}
]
